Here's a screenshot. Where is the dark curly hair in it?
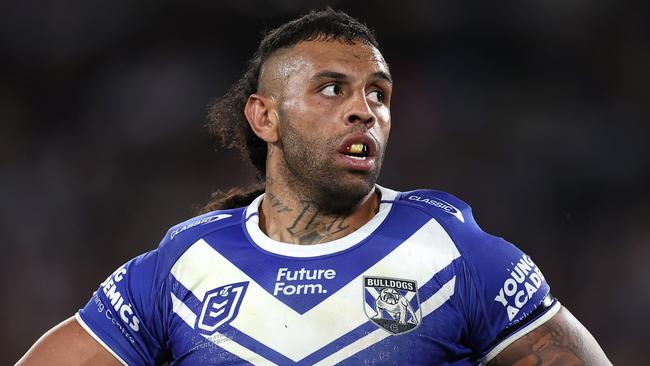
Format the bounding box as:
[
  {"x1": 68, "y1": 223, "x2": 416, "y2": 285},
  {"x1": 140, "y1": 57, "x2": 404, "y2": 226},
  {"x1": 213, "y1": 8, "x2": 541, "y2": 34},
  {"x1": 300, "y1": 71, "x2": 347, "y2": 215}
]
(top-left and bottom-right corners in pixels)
[{"x1": 201, "y1": 8, "x2": 380, "y2": 212}]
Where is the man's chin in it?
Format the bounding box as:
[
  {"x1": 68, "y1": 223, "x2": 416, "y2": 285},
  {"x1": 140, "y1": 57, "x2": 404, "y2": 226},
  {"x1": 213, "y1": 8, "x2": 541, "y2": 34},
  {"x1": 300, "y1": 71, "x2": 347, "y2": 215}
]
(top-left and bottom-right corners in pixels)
[{"x1": 316, "y1": 176, "x2": 377, "y2": 214}]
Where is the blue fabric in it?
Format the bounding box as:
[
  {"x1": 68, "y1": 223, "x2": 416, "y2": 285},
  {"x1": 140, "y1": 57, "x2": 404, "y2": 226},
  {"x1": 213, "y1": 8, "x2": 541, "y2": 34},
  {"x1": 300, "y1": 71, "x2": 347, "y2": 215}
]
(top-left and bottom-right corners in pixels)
[{"x1": 77, "y1": 188, "x2": 552, "y2": 365}]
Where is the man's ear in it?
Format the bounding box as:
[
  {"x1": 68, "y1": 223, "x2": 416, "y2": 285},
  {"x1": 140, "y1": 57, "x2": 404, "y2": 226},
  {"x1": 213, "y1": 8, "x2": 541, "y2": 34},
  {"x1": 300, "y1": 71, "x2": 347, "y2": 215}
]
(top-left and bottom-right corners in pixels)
[{"x1": 245, "y1": 94, "x2": 279, "y2": 143}]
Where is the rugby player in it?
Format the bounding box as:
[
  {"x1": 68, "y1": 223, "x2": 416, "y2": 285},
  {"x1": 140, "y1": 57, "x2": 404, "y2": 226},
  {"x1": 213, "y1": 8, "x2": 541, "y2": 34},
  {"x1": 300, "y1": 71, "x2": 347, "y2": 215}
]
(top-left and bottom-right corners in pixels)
[{"x1": 18, "y1": 8, "x2": 611, "y2": 365}]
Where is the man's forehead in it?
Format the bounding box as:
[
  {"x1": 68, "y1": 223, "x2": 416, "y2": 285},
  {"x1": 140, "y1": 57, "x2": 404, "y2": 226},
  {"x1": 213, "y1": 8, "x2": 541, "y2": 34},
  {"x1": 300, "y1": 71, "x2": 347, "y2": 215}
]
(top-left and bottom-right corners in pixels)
[
  {"x1": 260, "y1": 39, "x2": 389, "y2": 91},
  {"x1": 288, "y1": 39, "x2": 388, "y2": 68}
]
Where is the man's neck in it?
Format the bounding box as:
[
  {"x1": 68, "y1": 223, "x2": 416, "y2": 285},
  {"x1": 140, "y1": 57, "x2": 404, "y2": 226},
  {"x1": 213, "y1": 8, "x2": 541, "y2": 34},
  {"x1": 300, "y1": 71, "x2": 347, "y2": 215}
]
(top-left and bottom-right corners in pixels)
[{"x1": 258, "y1": 178, "x2": 380, "y2": 245}]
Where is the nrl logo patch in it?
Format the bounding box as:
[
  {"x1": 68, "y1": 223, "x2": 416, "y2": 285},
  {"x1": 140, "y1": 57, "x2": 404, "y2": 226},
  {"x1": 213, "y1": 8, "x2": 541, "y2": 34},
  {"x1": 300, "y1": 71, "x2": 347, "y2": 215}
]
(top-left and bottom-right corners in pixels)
[
  {"x1": 363, "y1": 276, "x2": 421, "y2": 334},
  {"x1": 196, "y1": 282, "x2": 248, "y2": 335}
]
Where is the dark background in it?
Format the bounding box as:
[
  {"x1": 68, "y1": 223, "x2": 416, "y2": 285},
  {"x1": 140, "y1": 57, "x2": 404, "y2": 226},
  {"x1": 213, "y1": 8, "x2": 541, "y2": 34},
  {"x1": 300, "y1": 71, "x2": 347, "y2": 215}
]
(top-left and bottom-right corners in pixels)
[{"x1": 2, "y1": 0, "x2": 648, "y2": 364}]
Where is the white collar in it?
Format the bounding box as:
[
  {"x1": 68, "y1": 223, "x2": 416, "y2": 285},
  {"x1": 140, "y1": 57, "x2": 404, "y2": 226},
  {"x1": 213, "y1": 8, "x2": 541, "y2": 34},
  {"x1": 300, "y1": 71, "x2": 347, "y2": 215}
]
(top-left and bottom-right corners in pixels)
[{"x1": 243, "y1": 185, "x2": 398, "y2": 258}]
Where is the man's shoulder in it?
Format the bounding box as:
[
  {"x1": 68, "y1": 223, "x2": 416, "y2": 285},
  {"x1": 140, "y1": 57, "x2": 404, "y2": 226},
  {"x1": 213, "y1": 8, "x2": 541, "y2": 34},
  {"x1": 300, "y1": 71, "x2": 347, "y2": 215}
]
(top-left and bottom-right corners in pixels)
[
  {"x1": 167, "y1": 208, "x2": 243, "y2": 241},
  {"x1": 389, "y1": 187, "x2": 472, "y2": 225},
  {"x1": 156, "y1": 207, "x2": 245, "y2": 258},
  {"x1": 387, "y1": 187, "x2": 507, "y2": 255}
]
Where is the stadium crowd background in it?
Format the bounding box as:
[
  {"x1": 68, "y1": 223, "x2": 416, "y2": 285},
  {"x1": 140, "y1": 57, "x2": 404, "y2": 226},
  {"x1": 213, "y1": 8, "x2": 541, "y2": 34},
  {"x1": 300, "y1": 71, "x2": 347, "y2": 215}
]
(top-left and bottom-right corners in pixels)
[{"x1": 1, "y1": 1, "x2": 648, "y2": 364}]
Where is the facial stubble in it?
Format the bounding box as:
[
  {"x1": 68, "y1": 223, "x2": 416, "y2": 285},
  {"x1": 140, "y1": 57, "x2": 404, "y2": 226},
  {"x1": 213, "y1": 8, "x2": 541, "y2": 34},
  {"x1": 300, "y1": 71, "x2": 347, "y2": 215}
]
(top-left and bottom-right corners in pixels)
[{"x1": 277, "y1": 109, "x2": 385, "y2": 214}]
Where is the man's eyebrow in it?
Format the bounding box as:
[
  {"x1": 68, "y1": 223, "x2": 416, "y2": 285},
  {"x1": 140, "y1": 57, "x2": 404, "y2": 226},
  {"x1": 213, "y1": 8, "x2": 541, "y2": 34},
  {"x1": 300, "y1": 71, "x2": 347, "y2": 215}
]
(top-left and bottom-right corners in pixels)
[
  {"x1": 371, "y1": 71, "x2": 393, "y2": 85},
  {"x1": 310, "y1": 70, "x2": 393, "y2": 84},
  {"x1": 311, "y1": 71, "x2": 348, "y2": 81}
]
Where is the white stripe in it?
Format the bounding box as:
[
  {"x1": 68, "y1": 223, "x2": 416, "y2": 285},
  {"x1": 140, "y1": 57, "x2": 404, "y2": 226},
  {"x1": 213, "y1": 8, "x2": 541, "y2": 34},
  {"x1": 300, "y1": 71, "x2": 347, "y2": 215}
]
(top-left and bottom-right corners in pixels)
[
  {"x1": 314, "y1": 277, "x2": 456, "y2": 365},
  {"x1": 170, "y1": 292, "x2": 197, "y2": 328},
  {"x1": 202, "y1": 332, "x2": 278, "y2": 366},
  {"x1": 170, "y1": 218, "x2": 460, "y2": 362},
  {"x1": 405, "y1": 290, "x2": 416, "y2": 302},
  {"x1": 363, "y1": 218, "x2": 461, "y2": 279},
  {"x1": 75, "y1": 312, "x2": 128, "y2": 366},
  {"x1": 420, "y1": 277, "x2": 456, "y2": 318},
  {"x1": 481, "y1": 301, "x2": 562, "y2": 363},
  {"x1": 313, "y1": 328, "x2": 389, "y2": 366}
]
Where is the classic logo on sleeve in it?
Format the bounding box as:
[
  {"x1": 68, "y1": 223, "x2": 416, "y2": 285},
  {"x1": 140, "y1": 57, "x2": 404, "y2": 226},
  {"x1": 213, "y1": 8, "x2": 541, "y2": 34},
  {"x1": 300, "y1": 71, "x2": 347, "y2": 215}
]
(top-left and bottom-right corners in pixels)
[
  {"x1": 363, "y1": 276, "x2": 421, "y2": 334},
  {"x1": 407, "y1": 195, "x2": 465, "y2": 223},
  {"x1": 170, "y1": 214, "x2": 232, "y2": 240},
  {"x1": 197, "y1": 282, "x2": 249, "y2": 335}
]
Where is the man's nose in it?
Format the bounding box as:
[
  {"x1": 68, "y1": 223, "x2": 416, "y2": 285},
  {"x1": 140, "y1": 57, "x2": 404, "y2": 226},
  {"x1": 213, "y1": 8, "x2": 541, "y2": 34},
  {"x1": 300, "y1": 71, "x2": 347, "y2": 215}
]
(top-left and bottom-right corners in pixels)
[{"x1": 344, "y1": 92, "x2": 376, "y2": 128}]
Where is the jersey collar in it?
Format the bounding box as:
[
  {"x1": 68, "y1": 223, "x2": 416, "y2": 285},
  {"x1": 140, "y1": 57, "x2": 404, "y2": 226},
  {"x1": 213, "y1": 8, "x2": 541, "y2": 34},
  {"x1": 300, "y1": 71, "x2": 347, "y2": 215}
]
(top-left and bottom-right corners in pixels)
[{"x1": 243, "y1": 185, "x2": 397, "y2": 258}]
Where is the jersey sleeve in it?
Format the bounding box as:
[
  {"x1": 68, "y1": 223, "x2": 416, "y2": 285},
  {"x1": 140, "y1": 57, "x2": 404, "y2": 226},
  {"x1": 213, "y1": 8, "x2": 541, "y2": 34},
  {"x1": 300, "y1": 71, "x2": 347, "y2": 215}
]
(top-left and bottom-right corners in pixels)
[
  {"x1": 458, "y1": 231, "x2": 560, "y2": 363},
  {"x1": 76, "y1": 248, "x2": 169, "y2": 366},
  {"x1": 399, "y1": 190, "x2": 561, "y2": 364},
  {"x1": 445, "y1": 198, "x2": 560, "y2": 363}
]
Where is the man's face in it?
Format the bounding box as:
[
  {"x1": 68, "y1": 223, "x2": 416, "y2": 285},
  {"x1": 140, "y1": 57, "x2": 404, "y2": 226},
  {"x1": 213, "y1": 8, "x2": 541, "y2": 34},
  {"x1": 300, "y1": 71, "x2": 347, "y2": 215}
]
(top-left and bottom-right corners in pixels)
[{"x1": 263, "y1": 39, "x2": 392, "y2": 211}]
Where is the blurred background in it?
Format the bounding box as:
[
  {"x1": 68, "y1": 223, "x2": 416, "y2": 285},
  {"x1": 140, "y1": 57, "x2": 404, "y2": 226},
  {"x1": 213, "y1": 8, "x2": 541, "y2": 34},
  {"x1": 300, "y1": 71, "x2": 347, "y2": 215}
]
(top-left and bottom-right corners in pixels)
[{"x1": 2, "y1": 0, "x2": 648, "y2": 364}]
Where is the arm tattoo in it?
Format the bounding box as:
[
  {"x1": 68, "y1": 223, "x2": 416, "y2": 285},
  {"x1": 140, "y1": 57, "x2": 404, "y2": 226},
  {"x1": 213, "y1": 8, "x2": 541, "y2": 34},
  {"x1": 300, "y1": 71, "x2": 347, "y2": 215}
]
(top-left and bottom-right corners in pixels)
[{"x1": 489, "y1": 315, "x2": 586, "y2": 366}]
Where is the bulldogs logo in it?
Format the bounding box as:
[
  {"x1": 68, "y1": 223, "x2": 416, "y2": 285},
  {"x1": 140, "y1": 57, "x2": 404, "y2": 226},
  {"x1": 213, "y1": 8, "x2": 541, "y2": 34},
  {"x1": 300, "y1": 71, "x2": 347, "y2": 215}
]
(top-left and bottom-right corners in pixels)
[{"x1": 364, "y1": 276, "x2": 420, "y2": 334}]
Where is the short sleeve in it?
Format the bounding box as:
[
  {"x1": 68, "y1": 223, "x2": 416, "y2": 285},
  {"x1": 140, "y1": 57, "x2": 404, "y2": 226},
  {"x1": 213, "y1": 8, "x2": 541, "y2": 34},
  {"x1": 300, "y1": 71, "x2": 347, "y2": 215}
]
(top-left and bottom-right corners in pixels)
[
  {"x1": 400, "y1": 190, "x2": 561, "y2": 363},
  {"x1": 76, "y1": 249, "x2": 169, "y2": 365},
  {"x1": 459, "y1": 233, "x2": 560, "y2": 360},
  {"x1": 439, "y1": 205, "x2": 561, "y2": 364}
]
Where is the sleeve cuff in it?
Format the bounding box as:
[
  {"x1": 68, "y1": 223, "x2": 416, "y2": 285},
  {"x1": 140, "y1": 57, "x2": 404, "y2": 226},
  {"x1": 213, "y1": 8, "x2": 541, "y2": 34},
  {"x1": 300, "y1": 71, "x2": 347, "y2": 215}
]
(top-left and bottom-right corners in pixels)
[{"x1": 480, "y1": 300, "x2": 561, "y2": 364}]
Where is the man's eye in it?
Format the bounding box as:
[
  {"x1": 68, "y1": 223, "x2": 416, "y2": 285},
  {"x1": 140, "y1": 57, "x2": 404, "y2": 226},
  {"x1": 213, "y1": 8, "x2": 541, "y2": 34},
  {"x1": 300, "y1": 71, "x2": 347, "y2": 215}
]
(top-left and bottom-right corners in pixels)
[
  {"x1": 367, "y1": 90, "x2": 384, "y2": 104},
  {"x1": 321, "y1": 84, "x2": 341, "y2": 96}
]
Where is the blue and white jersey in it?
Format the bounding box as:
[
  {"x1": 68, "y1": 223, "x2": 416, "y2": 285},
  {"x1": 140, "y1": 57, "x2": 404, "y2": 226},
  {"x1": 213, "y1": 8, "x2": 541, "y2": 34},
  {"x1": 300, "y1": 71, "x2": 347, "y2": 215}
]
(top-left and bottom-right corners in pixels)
[{"x1": 76, "y1": 186, "x2": 560, "y2": 365}]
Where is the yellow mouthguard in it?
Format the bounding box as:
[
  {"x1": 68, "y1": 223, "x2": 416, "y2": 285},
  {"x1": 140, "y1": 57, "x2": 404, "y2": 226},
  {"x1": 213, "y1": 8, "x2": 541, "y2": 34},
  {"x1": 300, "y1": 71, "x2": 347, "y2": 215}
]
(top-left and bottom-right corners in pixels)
[{"x1": 349, "y1": 143, "x2": 365, "y2": 154}]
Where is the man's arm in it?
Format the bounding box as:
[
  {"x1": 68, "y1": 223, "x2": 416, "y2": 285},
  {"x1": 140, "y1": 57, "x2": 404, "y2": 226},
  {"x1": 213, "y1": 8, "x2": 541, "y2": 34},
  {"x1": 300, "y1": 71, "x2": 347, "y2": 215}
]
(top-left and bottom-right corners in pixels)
[
  {"x1": 488, "y1": 306, "x2": 611, "y2": 366},
  {"x1": 16, "y1": 317, "x2": 121, "y2": 366}
]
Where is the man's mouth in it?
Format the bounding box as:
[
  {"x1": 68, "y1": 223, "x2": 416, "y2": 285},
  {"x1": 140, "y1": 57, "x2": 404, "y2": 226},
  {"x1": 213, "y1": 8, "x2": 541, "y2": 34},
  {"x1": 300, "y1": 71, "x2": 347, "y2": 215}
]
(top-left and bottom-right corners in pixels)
[
  {"x1": 336, "y1": 134, "x2": 378, "y2": 171},
  {"x1": 343, "y1": 143, "x2": 369, "y2": 160}
]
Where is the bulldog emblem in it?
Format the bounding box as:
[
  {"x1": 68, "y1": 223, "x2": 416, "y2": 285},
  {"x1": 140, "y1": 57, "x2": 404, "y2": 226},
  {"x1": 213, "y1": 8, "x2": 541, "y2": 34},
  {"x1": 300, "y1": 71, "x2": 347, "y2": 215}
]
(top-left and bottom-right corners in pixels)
[{"x1": 363, "y1": 276, "x2": 420, "y2": 334}]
